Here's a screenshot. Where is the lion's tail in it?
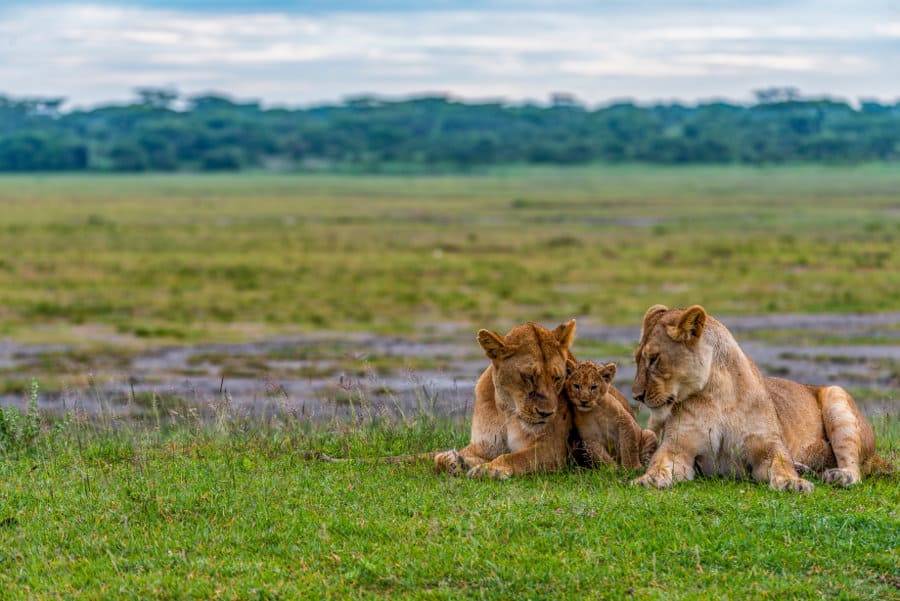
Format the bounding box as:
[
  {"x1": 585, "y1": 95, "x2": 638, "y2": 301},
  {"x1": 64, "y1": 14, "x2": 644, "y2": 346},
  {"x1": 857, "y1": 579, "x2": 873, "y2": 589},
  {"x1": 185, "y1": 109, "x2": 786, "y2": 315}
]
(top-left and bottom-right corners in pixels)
[
  {"x1": 862, "y1": 454, "x2": 895, "y2": 477},
  {"x1": 377, "y1": 451, "x2": 439, "y2": 464},
  {"x1": 300, "y1": 450, "x2": 347, "y2": 463},
  {"x1": 300, "y1": 450, "x2": 438, "y2": 464}
]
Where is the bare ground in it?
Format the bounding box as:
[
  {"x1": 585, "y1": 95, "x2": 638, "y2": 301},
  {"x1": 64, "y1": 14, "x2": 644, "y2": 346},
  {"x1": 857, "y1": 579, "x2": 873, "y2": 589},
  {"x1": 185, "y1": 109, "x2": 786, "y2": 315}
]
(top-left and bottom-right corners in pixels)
[{"x1": 1, "y1": 312, "x2": 898, "y2": 423}]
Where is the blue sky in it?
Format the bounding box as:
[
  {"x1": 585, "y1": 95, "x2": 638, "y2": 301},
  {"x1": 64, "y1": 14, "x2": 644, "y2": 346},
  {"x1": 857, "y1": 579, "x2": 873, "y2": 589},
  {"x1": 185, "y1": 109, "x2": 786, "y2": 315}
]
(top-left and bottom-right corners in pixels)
[{"x1": 2, "y1": 1, "x2": 898, "y2": 108}]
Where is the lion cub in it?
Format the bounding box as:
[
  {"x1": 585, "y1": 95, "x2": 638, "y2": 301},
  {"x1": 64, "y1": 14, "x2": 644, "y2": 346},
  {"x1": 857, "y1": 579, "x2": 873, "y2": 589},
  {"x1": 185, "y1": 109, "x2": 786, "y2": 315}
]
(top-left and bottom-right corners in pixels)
[{"x1": 565, "y1": 359, "x2": 658, "y2": 469}]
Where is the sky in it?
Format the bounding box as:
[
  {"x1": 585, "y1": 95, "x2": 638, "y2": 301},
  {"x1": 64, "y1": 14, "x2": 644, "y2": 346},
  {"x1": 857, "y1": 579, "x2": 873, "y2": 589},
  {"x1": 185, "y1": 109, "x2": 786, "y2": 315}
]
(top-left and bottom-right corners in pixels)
[{"x1": 1, "y1": 1, "x2": 898, "y2": 109}]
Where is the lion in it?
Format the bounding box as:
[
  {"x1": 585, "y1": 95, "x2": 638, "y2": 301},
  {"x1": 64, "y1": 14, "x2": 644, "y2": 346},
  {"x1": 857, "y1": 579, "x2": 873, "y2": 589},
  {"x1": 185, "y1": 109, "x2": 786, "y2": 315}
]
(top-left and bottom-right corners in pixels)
[
  {"x1": 433, "y1": 320, "x2": 576, "y2": 480},
  {"x1": 565, "y1": 359, "x2": 658, "y2": 469},
  {"x1": 631, "y1": 304, "x2": 881, "y2": 493}
]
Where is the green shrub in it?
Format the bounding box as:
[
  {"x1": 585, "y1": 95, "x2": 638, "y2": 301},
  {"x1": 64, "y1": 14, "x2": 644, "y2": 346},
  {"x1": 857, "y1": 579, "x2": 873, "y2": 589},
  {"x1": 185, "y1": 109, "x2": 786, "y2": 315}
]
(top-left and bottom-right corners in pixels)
[
  {"x1": 0, "y1": 378, "x2": 72, "y2": 455},
  {"x1": 0, "y1": 378, "x2": 41, "y2": 454}
]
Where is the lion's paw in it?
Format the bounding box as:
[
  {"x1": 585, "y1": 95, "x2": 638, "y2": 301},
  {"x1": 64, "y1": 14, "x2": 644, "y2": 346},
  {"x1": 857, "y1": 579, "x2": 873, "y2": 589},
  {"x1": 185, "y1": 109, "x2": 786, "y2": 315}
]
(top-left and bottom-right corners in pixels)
[
  {"x1": 466, "y1": 462, "x2": 513, "y2": 481},
  {"x1": 434, "y1": 449, "x2": 468, "y2": 477},
  {"x1": 631, "y1": 471, "x2": 672, "y2": 489},
  {"x1": 822, "y1": 467, "x2": 859, "y2": 487},
  {"x1": 793, "y1": 462, "x2": 812, "y2": 475},
  {"x1": 771, "y1": 476, "x2": 814, "y2": 494}
]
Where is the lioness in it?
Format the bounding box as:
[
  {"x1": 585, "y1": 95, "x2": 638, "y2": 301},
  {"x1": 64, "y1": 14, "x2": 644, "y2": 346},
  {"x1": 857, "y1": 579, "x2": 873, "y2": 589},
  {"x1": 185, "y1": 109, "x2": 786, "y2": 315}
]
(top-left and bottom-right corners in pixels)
[
  {"x1": 434, "y1": 320, "x2": 576, "y2": 480},
  {"x1": 631, "y1": 304, "x2": 879, "y2": 492},
  {"x1": 565, "y1": 359, "x2": 657, "y2": 469}
]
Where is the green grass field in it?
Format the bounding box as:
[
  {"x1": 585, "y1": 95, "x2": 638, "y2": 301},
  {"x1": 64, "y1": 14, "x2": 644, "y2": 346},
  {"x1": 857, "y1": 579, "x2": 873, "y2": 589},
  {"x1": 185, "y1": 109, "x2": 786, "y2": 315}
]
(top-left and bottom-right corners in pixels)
[
  {"x1": 1, "y1": 412, "x2": 897, "y2": 600},
  {"x1": 1, "y1": 165, "x2": 898, "y2": 345},
  {"x1": 0, "y1": 166, "x2": 898, "y2": 599}
]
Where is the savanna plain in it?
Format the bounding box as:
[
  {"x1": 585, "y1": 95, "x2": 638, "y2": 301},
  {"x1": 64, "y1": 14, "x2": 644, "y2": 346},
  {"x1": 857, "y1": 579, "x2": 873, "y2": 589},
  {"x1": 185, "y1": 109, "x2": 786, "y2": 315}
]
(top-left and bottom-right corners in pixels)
[{"x1": 0, "y1": 166, "x2": 898, "y2": 599}]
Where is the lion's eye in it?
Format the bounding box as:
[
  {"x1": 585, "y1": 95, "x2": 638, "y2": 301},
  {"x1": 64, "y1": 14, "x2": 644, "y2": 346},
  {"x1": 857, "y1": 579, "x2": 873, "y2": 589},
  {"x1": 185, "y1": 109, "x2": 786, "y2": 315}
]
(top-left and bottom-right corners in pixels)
[
  {"x1": 522, "y1": 373, "x2": 534, "y2": 385},
  {"x1": 573, "y1": 384, "x2": 581, "y2": 390},
  {"x1": 590, "y1": 385, "x2": 597, "y2": 391},
  {"x1": 647, "y1": 354, "x2": 659, "y2": 367}
]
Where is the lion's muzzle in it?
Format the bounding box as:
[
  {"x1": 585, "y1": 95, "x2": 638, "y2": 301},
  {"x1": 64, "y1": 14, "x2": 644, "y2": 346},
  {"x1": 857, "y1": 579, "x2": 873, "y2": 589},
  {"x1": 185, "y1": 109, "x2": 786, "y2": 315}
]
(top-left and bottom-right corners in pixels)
[
  {"x1": 643, "y1": 393, "x2": 676, "y2": 409},
  {"x1": 517, "y1": 408, "x2": 555, "y2": 426}
]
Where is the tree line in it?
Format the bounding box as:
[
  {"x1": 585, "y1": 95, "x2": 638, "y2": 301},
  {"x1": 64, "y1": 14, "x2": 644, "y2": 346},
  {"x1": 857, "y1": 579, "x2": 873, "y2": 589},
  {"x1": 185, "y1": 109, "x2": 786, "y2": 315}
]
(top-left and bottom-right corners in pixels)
[{"x1": 1, "y1": 88, "x2": 898, "y2": 172}]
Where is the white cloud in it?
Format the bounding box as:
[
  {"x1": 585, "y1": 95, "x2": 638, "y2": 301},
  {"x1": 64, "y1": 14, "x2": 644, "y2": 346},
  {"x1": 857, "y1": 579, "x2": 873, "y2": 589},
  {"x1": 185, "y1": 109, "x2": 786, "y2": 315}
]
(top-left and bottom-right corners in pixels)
[
  {"x1": 875, "y1": 23, "x2": 900, "y2": 37},
  {"x1": 560, "y1": 58, "x2": 707, "y2": 78},
  {"x1": 681, "y1": 54, "x2": 821, "y2": 72},
  {"x1": 637, "y1": 27, "x2": 758, "y2": 42},
  {"x1": 0, "y1": 2, "x2": 897, "y2": 107},
  {"x1": 120, "y1": 30, "x2": 183, "y2": 46}
]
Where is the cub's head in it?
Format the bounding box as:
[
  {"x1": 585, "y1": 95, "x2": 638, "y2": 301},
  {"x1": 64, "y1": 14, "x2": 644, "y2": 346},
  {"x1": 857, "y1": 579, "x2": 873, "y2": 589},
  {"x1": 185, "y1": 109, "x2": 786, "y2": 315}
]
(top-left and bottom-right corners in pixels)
[
  {"x1": 477, "y1": 319, "x2": 576, "y2": 427},
  {"x1": 565, "y1": 359, "x2": 616, "y2": 412},
  {"x1": 632, "y1": 304, "x2": 714, "y2": 409}
]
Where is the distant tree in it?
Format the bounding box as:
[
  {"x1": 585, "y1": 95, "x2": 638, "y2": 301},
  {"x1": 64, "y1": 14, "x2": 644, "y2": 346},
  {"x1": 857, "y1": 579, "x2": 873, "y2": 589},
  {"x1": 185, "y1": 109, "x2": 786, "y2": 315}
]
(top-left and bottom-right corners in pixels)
[
  {"x1": 754, "y1": 87, "x2": 802, "y2": 104},
  {"x1": 26, "y1": 97, "x2": 66, "y2": 117},
  {"x1": 135, "y1": 87, "x2": 179, "y2": 109},
  {"x1": 190, "y1": 94, "x2": 238, "y2": 112},
  {"x1": 0, "y1": 89, "x2": 898, "y2": 172},
  {"x1": 550, "y1": 92, "x2": 580, "y2": 108},
  {"x1": 0, "y1": 133, "x2": 86, "y2": 170},
  {"x1": 859, "y1": 99, "x2": 889, "y2": 115},
  {"x1": 345, "y1": 95, "x2": 382, "y2": 109},
  {"x1": 135, "y1": 131, "x2": 178, "y2": 170},
  {"x1": 201, "y1": 147, "x2": 244, "y2": 171},
  {"x1": 109, "y1": 141, "x2": 149, "y2": 171}
]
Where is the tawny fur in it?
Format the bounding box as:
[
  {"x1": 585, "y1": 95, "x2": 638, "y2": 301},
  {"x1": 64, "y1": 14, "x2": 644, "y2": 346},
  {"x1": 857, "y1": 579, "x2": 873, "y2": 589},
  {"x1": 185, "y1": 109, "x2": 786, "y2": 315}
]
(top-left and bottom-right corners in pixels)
[
  {"x1": 433, "y1": 320, "x2": 577, "y2": 480},
  {"x1": 631, "y1": 304, "x2": 880, "y2": 493},
  {"x1": 565, "y1": 359, "x2": 657, "y2": 469}
]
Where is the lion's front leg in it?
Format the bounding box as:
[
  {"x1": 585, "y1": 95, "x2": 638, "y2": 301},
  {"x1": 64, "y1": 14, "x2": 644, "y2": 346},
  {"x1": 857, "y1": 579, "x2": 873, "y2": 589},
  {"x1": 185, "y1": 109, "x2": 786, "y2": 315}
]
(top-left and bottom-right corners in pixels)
[
  {"x1": 746, "y1": 435, "x2": 813, "y2": 493},
  {"x1": 761, "y1": 454, "x2": 813, "y2": 494},
  {"x1": 616, "y1": 419, "x2": 644, "y2": 470},
  {"x1": 639, "y1": 429, "x2": 659, "y2": 467},
  {"x1": 583, "y1": 439, "x2": 617, "y2": 468},
  {"x1": 631, "y1": 421, "x2": 702, "y2": 488},
  {"x1": 467, "y1": 444, "x2": 566, "y2": 480},
  {"x1": 631, "y1": 446, "x2": 695, "y2": 489},
  {"x1": 646, "y1": 408, "x2": 669, "y2": 438},
  {"x1": 434, "y1": 443, "x2": 491, "y2": 477}
]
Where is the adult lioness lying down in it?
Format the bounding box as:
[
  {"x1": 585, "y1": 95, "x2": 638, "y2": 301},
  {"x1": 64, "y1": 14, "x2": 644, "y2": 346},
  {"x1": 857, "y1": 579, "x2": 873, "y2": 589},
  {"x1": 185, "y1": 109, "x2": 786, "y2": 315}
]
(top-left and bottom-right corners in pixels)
[
  {"x1": 632, "y1": 305, "x2": 880, "y2": 492},
  {"x1": 434, "y1": 320, "x2": 576, "y2": 480}
]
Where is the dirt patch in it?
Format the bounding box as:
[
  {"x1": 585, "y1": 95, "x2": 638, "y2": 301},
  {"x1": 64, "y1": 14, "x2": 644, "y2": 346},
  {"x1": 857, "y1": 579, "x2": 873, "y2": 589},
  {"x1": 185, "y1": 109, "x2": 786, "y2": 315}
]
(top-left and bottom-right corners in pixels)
[{"x1": 1, "y1": 312, "x2": 898, "y2": 422}]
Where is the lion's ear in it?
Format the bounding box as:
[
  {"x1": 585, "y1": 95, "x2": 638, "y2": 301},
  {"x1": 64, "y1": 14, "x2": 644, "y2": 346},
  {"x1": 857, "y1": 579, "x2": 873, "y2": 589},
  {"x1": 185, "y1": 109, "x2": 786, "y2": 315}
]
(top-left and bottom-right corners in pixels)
[
  {"x1": 641, "y1": 304, "x2": 669, "y2": 339},
  {"x1": 477, "y1": 329, "x2": 516, "y2": 360},
  {"x1": 553, "y1": 319, "x2": 576, "y2": 350},
  {"x1": 565, "y1": 358, "x2": 578, "y2": 377},
  {"x1": 599, "y1": 363, "x2": 617, "y2": 383},
  {"x1": 667, "y1": 305, "x2": 707, "y2": 345}
]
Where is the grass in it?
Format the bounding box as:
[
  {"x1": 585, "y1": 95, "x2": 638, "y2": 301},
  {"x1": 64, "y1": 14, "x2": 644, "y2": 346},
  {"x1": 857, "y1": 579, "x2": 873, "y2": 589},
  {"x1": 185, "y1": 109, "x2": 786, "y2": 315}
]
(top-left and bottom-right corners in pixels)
[
  {"x1": 0, "y1": 166, "x2": 898, "y2": 598},
  {"x1": 0, "y1": 410, "x2": 897, "y2": 600},
  {"x1": 0, "y1": 165, "x2": 898, "y2": 346},
  {"x1": 741, "y1": 329, "x2": 900, "y2": 346}
]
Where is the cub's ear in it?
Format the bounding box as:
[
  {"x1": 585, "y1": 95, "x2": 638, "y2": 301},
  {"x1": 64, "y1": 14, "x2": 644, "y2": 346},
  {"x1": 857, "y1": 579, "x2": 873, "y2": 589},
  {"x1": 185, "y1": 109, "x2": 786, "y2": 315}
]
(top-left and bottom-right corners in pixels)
[
  {"x1": 565, "y1": 357, "x2": 578, "y2": 377},
  {"x1": 599, "y1": 362, "x2": 617, "y2": 383},
  {"x1": 553, "y1": 319, "x2": 576, "y2": 350},
  {"x1": 667, "y1": 305, "x2": 707, "y2": 345},
  {"x1": 641, "y1": 304, "x2": 669, "y2": 339},
  {"x1": 477, "y1": 329, "x2": 516, "y2": 360}
]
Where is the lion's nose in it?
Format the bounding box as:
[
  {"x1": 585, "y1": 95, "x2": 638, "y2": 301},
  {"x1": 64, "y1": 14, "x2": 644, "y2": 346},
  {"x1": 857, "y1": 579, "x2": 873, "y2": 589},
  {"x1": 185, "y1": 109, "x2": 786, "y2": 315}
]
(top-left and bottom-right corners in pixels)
[
  {"x1": 535, "y1": 408, "x2": 554, "y2": 418},
  {"x1": 633, "y1": 392, "x2": 645, "y2": 403}
]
